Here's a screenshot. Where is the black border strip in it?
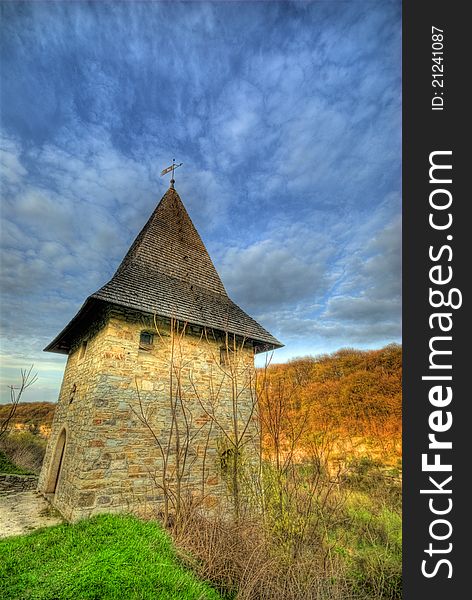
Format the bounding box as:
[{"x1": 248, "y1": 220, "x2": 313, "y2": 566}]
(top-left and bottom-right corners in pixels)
[{"x1": 403, "y1": 2, "x2": 468, "y2": 597}]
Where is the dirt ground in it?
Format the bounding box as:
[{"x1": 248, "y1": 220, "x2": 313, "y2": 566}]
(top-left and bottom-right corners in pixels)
[{"x1": 0, "y1": 491, "x2": 63, "y2": 538}]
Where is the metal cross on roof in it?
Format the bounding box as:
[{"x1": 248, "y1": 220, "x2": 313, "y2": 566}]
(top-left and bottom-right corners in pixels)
[{"x1": 160, "y1": 158, "x2": 183, "y2": 188}]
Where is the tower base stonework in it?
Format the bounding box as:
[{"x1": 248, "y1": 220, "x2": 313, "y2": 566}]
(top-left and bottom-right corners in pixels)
[{"x1": 38, "y1": 307, "x2": 258, "y2": 521}]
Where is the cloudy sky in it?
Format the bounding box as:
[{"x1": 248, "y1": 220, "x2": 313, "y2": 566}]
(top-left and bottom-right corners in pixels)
[{"x1": 0, "y1": 0, "x2": 401, "y2": 403}]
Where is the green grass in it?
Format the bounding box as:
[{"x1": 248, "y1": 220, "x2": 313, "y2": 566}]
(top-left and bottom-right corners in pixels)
[
  {"x1": 0, "y1": 450, "x2": 35, "y2": 475},
  {"x1": 0, "y1": 513, "x2": 223, "y2": 600},
  {"x1": 330, "y1": 491, "x2": 402, "y2": 600}
]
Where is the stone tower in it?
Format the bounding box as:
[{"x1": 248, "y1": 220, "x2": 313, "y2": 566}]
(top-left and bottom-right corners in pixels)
[{"x1": 38, "y1": 185, "x2": 281, "y2": 521}]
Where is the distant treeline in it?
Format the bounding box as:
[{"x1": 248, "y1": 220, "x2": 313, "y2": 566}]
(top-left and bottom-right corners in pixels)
[
  {"x1": 0, "y1": 402, "x2": 56, "y2": 428},
  {"x1": 258, "y1": 343, "x2": 402, "y2": 464}
]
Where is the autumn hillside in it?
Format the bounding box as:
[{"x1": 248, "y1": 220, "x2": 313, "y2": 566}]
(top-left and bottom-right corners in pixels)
[
  {"x1": 0, "y1": 402, "x2": 56, "y2": 438},
  {"x1": 258, "y1": 343, "x2": 402, "y2": 467}
]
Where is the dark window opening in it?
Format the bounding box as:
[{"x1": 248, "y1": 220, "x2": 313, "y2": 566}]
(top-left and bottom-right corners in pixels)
[
  {"x1": 69, "y1": 383, "x2": 77, "y2": 404},
  {"x1": 139, "y1": 331, "x2": 154, "y2": 349}
]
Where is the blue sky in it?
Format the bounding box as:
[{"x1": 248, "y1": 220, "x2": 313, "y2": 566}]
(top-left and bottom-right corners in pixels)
[{"x1": 0, "y1": 0, "x2": 401, "y2": 403}]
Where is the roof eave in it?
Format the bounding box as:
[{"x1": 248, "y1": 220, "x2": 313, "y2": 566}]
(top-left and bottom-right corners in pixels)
[
  {"x1": 44, "y1": 296, "x2": 283, "y2": 355},
  {"x1": 43, "y1": 298, "x2": 104, "y2": 354}
]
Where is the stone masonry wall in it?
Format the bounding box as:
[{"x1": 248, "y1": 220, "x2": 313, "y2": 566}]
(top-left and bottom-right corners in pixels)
[
  {"x1": 39, "y1": 307, "x2": 258, "y2": 522},
  {"x1": 38, "y1": 308, "x2": 110, "y2": 518},
  {"x1": 0, "y1": 474, "x2": 38, "y2": 495}
]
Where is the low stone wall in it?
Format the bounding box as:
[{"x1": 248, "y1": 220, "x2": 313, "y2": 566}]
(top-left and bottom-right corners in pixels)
[{"x1": 0, "y1": 473, "x2": 38, "y2": 495}]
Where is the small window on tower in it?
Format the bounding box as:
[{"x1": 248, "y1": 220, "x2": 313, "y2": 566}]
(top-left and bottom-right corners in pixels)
[
  {"x1": 79, "y1": 340, "x2": 88, "y2": 359},
  {"x1": 139, "y1": 331, "x2": 154, "y2": 349}
]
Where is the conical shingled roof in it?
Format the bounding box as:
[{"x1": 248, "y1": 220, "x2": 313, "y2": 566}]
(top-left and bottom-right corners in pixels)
[
  {"x1": 114, "y1": 188, "x2": 227, "y2": 296},
  {"x1": 45, "y1": 187, "x2": 282, "y2": 354}
]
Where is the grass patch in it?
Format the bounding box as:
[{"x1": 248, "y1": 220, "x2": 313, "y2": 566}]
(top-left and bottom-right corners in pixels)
[
  {"x1": 0, "y1": 432, "x2": 46, "y2": 474},
  {"x1": 0, "y1": 513, "x2": 223, "y2": 600},
  {"x1": 0, "y1": 450, "x2": 35, "y2": 475},
  {"x1": 329, "y1": 491, "x2": 402, "y2": 600}
]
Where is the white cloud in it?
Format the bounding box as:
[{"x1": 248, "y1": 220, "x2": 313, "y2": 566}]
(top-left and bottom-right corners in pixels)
[{"x1": 0, "y1": 1, "x2": 401, "y2": 402}]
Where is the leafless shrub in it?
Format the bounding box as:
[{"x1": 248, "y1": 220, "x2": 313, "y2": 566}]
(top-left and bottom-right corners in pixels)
[
  {"x1": 172, "y1": 507, "x2": 352, "y2": 600},
  {"x1": 0, "y1": 365, "x2": 38, "y2": 439}
]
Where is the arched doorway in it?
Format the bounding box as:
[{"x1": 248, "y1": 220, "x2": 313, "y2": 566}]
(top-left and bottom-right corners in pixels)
[{"x1": 45, "y1": 428, "x2": 67, "y2": 494}]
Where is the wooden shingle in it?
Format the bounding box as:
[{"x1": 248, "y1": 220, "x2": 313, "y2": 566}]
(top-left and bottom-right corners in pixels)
[{"x1": 45, "y1": 187, "x2": 282, "y2": 354}]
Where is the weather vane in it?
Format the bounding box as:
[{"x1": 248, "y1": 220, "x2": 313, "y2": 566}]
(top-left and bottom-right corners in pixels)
[{"x1": 160, "y1": 158, "x2": 183, "y2": 188}]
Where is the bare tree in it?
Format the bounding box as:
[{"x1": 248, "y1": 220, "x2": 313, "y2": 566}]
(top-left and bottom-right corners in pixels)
[
  {"x1": 0, "y1": 365, "x2": 38, "y2": 439},
  {"x1": 189, "y1": 330, "x2": 258, "y2": 520},
  {"x1": 256, "y1": 360, "x2": 308, "y2": 516},
  {"x1": 130, "y1": 317, "x2": 213, "y2": 528}
]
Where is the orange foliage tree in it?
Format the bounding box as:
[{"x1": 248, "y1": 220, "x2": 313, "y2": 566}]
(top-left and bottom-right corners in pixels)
[{"x1": 258, "y1": 344, "x2": 402, "y2": 466}]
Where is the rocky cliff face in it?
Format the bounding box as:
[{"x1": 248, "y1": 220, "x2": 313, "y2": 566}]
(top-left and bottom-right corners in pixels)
[{"x1": 11, "y1": 422, "x2": 52, "y2": 439}]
